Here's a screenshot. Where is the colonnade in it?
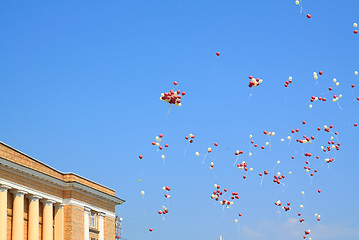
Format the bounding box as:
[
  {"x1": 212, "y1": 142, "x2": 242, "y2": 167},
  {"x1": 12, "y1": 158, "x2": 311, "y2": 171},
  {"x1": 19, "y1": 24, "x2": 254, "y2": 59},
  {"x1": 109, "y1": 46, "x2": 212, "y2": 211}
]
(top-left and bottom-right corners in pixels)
[{"x1": 0, "y1": 184, "x2": 64, "y2": 240}]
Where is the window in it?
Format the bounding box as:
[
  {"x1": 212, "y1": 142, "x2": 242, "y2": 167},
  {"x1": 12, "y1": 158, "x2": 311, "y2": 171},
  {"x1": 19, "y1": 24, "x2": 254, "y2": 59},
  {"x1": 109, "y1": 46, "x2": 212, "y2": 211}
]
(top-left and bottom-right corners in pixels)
[{"x1": 90, "y1": 212, "x2": 97, "y2": 229}]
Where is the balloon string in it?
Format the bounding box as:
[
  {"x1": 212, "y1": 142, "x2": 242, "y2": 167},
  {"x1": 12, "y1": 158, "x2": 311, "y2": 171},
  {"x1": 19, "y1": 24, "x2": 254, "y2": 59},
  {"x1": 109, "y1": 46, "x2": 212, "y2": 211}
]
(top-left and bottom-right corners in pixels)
[
  {"x1": 233, "y1": 155, "x2": 239, "y2": 167},
  {"x1": 166, "y1": 104, "x2": 172, "y2": 116}
]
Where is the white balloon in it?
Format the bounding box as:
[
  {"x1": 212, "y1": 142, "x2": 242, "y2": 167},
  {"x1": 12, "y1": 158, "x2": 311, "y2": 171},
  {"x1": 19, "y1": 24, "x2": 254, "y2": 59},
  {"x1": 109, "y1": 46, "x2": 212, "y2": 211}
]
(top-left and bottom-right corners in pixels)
[
  {"x1": 339, "y1": 94, "x2": 342, "y2": 98},
  {"x1": 333, "y1": 78, "x2": 337, "y2": 83},
  {"x1": 315, "y1": 213, "x2": 318, "y2": 217},
  {"x1": 235, "y1": 219, "x2": 238, "y2": 223},
  {"x1": 306, "y1": 169, "x2": 309, "y2": 173},
  {"x1": 336, "y1": 82, "x2": 339, "y2": 86},
  {"x1": 314, "y1": 75, "x2": 318, "y2": 80},
  {"x1": 195, "y1": 152, "x2": 199, "y2": 156},
  {"x1": 288, "y1": 76, "x2": 293, "y2": 81},
  {"x1": 265, "y1": 142, "x2": 269, "y2": 146},
  {"x1": 208, "y1": 147, "x2": 212, "y2": 152},
  {"x1": 354, "y1": 22, "x2": 358, "y2": 27},
  {"x1": 167, "y1": 195, "x2": 171, "y2": 199},
  {"x1": 309, "y1": 104, "x2": 313, "y2": 108},
  {"x1": 289, "y1": 171, "x2": 292, "y2": 174},
  {"x1": 138, "y1": 179, "x2": 142, "y2": 182},
  {"x1": 141, "y1": 191, "x2": 145, "y2": 196},
  {"x1": 301, "y1": 191, "x2": 305, "y2": 195},
  {"x1": 300, "y1": 205, "x2": 304, "y2": 208},
  {"x1": 277, "y1": 161, "x2": 280, "y2": 164},
  {"x1": 271, "y1": 132, "x2": 275, "y2": 136},
  {"x1": 295, "y1": 0, "x2": 300, "y2": 5},
  {"x1": 259, "y1": 79, "x2": 263, "y2": 83},
  {"x1": 249, "y1": 134, "x2": 253, "y2": 138},
  {"x1": 178, "y1": 103, "x2": 182, "y2": 107},
  {"x1": 249, "y1": 152, "x2": 252, "y2": 156},
  {"x1": 318, "y1": 215, "x2": 321, "y2": 218},
  {"x1": 355, "y1": 71, "x2": 358, "y2": 76},
  {"x1": 161, "y1": 155, "x2": 165, "y2": 159},
  {"x1": 249, "y1": 168, "x2": 253, "y2": 171},
  {"x1": 330, "y1": 136, "x2": 334, "y2": 140},
  {"x1": 277, "y1": 172, "x2": 281, "y2": 176},
  {"x1": 313, "y1": 72, "x2": 317, "y2": 76},
  {"x1": 281, "y1": 138, "x2": 284, "y2": 142},
  {"x1": 155, "y1": 142, "x2": 160, "y2": 146},
  {"x1": 287, "y1": 136, "x2": 291, "y2": 140}
]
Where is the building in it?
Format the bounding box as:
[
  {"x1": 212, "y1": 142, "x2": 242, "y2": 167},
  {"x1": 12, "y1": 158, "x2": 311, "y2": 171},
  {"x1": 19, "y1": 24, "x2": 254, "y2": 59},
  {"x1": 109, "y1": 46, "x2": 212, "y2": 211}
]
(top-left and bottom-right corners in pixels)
[{"x1": 0, "y1": 141, "x2": 125, "y2": 240}]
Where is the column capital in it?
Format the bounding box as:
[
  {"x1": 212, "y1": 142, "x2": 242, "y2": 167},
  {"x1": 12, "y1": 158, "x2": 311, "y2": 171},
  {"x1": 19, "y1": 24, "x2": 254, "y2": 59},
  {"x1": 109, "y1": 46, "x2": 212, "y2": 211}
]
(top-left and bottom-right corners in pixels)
[
  {"x1": 27, "y1": 194, "x2": 42, "y2": 202},
  {"x1": 84, "y1": 206, "x2": 91, "y2": 212},
  {"x1": 10, "y1": 189, "x2": 28, "y2": 197},
  {"x1": 41, "y1": 199, "x2": 56, "y2": 206},
  {"x1": 0, "y1": 184, "x2": 11, "y2": 192},
  {"x1": 54, "y1": 203, "x2": 64, "y2": 209},
  {"x1": 99, "y1": 212, "x2": 106, "y2": 218}
]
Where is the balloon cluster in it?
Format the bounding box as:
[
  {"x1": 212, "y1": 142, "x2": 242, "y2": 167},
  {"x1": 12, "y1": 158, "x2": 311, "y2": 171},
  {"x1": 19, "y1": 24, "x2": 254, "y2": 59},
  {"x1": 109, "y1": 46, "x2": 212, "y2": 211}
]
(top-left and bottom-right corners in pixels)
[
  {"x1": 354, "y1": 22, "x2": 358, "y2": 34},
  {"x1": 160, "y1": 81, "x2": 185, "y2": 107},
  {"x1": 151, "y1": 134, "x2": 169, "y2": 160},
  {"x1": 185, "y1": 133, "x2": 195, "y2": 143},
  {"x1": 284, "y1": 76, "x2": 293, "y2": 87},
  {"x1": 210, "y1": 184, "x2": 240, "y2": 208},
  {"x1": 248, "y1": 75, "x2": 263, "y2": 88},
  {"x1": 272, "y1": 172, "x2": 285, "y2": 185}
]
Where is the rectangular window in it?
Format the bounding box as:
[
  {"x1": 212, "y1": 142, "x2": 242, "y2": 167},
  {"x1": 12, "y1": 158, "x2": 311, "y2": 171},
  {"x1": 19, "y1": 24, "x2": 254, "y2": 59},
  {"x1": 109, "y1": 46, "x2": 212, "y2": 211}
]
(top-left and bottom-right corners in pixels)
[{"x1": 90, "y1": 212, "x2": 97, "y2": 229}]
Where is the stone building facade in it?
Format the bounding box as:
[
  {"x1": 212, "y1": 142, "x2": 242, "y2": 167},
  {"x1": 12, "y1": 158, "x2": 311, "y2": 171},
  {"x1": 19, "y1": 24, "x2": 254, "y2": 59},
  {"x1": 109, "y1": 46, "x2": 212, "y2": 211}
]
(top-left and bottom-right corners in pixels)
[{"x1": 0, "y1": 141, "x2": 124, "y2": 240}]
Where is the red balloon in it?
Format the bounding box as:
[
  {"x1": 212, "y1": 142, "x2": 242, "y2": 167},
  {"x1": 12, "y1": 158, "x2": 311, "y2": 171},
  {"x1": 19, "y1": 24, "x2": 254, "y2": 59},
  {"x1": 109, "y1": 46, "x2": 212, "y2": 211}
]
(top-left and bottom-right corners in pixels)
[
  {"x1": 318, "y1": 189, "x2": 321, "y2": 193},
  {"x1": 165, "y1": 144, "x2": 169, "y2": 147},
  {"x1": 243, "y1": 175, "x2": 246, "y2": 179},
  {"x1": 174, "y1": 81, "x2": 177, "y2": 85},
  {"x1": 355, "y1": 123, "x2": 358, "y2": 127},
  {"x1": 319, "y1": 71, "x2": 323, "y2": 75},
  {"x1": 159, "y1": 146, "x2": 163, "y2": 150},
  {"x1": 152, "y1": 142, "x2": 156, "y2": 145},
  {"x1": 302, "y1": 121, "x2": 306, "y2": 124},
  {"x1": 214, "y1": 142, "x2": 218, "y2": 146},
  {"x1": 307, "y1": 14, "x2": 311, "y2": 18},
  {"x1": 216, "y1": 52, "x2": 220, "y2": 56},
  {"x1": 354, "y1": 30, "x2": 358, "y2": 34},
  {"x1": 238, "y1": 213, "x2": 242, "y2": 216},
  {"x1": 181, "y1": 91, "x2": 186, "y2": 96},
  {"x1": 149, "y1": 228, "x2": 153, "y2": 232},
  {"x1": 139, "y1": 155, "x2": 143, "y2": 159},
  {"x1": 259, "y1": 173, "x2": 263, "y2": 176}
]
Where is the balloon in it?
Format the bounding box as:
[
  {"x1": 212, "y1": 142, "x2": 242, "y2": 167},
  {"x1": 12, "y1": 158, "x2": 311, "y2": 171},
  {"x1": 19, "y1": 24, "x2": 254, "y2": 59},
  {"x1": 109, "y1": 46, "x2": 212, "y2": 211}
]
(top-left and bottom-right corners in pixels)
[
  {"x1": 355, "y1": 30, "x2": 358, "y2": 34},
  {"x1": 309, "y1": 104, "x2": 312, "y2": 108},
  {"x1": 277, "y1": 161, "x2": 280, "y2": 164},
  {"x1": 216, "y1": 52, "x2": 220, "y2": 56},
  {"x1": 336, "y1": 82, "x2": 339, "y2": 86},
  {"x1": 161, "y1": 155, "x2": 165, "y2": 159},
  {"x1": 139, "y1": 155, "x2": 143, "y2": 159},
  {"x1": 235, "y1": 219, "x2": 238, "y2": 223},
  {"x1": 289, "y1": 171, "x2": 292, "y2": 174},
  {"x1": 149, "y1": 228, "x2": 153, "y2": 232},
  {"x1": 307, "y1": 14, "x2": 311, "y2": 18},
  {"x1": 249, "y1": 152, "x2": 252, "y2": 156},
  {"x1": 355, "y1": 71, "x2": 358, "y2": 75},
  {"x1": 302, "y1": 191, "x2": 305, "y2": 195},
  {"x1": 300, "y1": 205, "x2": 304, "y2": 208},
  {"x1": 138, "y1": 179, "x2": 142, "y2": 182},
  {"x1": 249, "y1": 134, "x2": 253, "y2": 138},
  {"x1": 295, "y1": 0, "x2": 299, "y2": 5},
  {"x1": 195, "y1": 152, "x2": 199, "y2": 156},
  {"x1": 354, "y1": 23, "x2": 358, "y2": 27},
  {"x1": 174, "y1": 81, "x2": 177, "y2": 85},
  {"x1": 155, "y1": 142, "x2": 160, "y2": 146},
  {"x1": 281, "y1": 138, "x2": 284, "y2": 142},
  {"x1": 208, "y1": 147, "x2": 212, "y2": 152},
  {"x1": 141, "y1": 191, "x2": 145, "y2": 196}
]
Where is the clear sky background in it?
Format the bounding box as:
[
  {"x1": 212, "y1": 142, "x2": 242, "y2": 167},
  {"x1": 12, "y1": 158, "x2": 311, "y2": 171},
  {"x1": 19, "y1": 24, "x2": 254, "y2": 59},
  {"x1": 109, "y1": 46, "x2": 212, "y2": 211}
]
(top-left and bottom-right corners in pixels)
[{"x1": 1, "y1": 1, "x2": 359, "y2": 239}]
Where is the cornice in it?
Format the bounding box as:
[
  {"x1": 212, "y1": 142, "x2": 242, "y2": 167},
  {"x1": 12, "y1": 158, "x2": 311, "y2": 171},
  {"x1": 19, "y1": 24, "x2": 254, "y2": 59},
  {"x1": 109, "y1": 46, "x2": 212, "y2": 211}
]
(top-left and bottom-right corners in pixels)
[{"x1": 0, "y1": 157, "x2": 125, "y2": 205}]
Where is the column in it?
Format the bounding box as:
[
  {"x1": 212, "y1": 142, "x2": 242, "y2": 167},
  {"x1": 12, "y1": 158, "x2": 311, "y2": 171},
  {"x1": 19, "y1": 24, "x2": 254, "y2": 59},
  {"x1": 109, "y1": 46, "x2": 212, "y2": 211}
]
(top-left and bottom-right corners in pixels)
[
  {"x1": 27, "y1": 195, "x2": 42, "y2": 240},
  {"x1": 54, "y1": 204, "x2": 64, "y2": 240},
  {"x1": 84, "y1": 207, "x2": 90, "y2": 240},
  {"x1": 98, "y1": 212, "x2": 105, "y2": 240},
  {"x1": 11, "y1": 189, "x2": 27, "y2": 240},
  {"x1": 42, "y1": 199, "x2": 56, "y2": 240},
  {"x1": 0, "y1": 184, "x2": 11, "y2": 240}
]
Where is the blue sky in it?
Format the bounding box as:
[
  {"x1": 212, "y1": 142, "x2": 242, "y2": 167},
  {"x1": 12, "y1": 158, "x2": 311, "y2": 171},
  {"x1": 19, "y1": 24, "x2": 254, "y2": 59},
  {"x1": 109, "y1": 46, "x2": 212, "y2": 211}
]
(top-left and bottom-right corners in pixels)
[{"x1": 1, "y1": 1, "x2": 359, "y2": 239}]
